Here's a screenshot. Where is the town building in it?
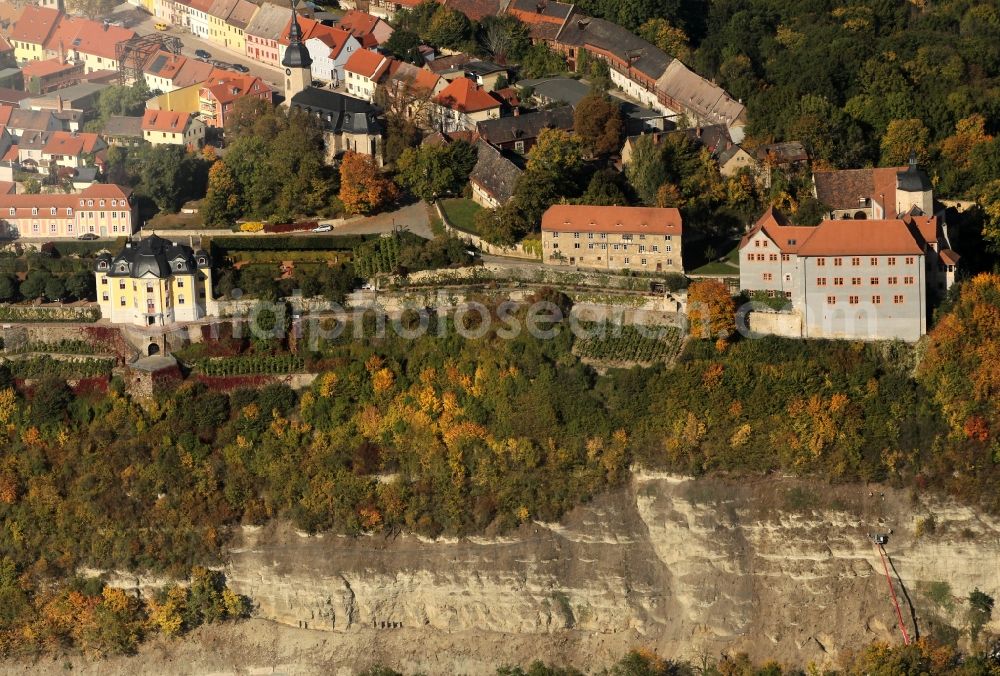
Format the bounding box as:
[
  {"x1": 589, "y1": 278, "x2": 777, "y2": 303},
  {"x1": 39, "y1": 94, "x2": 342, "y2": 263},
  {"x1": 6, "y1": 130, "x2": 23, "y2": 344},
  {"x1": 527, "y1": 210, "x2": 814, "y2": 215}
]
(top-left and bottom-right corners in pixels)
[
  {"x1": 541, "y1": 204, "x2": 683, "y2": 273},
  {"x1": 620, "y1": 125, "x2": 734, "y2": 167},
  {"x1": 344, "y1": 48, "x2": 391, "y2": 102},
  {"x1": 221, "y1": 0, "x2": 258, "y2": 54},
  {"x1": 41, "y1": 130, "x2": 105, "y2": 169},
  {"x1": 281, "y1": 4, "x2": 312, "y2": 102},
  {"x1": 187, "y1": 0, "x2": 214, "y2": 41},
  {"x1": 506, "y1": 0, "x2": 575, "y2": 42},
  {"x1": 469, "y1": 140, "x2": 521, "y2": 209},
  {"x1": 245, "y1": 2, "x2": 292, "y2": 67},
  {"x1": 8, "y1": 6, "x2": 60, "y2": 63},
  {"x1": 0, "y1": 183, "x2": 135, "y2": 239},
  {"x1": 515, "y1": 76, "x2": 589, "y2": 108},
  {"x1": 439, "y1": 60, "x2": 509, "y2": 91},
  {"x1": 95, "y1": 234, "x2": 216, "y2": 326},
  {"x1": 336, "y1": 10, "x2": 393, "y2": 49},
  {"x1": 288, "y1": 87, "x2": 383, "y2": 162},
  {"x1": 366, "y1": 0, "x2": 422, "y2": 22},
  {"x1": 20, "y1": 57, "x2": 83, "y2": 94},
  {"x1": 475, "y1": 105, "x2": 573, "y2": 155},
  {"x1": 198, "y1": 73, "x2": 273, "y2": 127},
  {"x1": 141, "y1": 108, "x2": 206, "y2": 147},
  {"x1": 432, "y1": 76, "x2": 502, "y2": 132},
  {"x1": 717, "y1": 144, "x2": 756, "y2": 177},
  {"x1": 102, "y1": 115, "x2": 145, "y2": 147},
  {"x1": 305, "y1": 27, "x2": 360, "y2": 86}
]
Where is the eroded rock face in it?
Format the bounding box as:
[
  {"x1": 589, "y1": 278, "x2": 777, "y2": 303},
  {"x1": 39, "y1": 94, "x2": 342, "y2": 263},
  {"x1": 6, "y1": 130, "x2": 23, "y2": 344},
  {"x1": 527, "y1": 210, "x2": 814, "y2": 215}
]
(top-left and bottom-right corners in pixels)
[{"x1": 223, "y1": 474, "x2": 1000, "y2": 669}]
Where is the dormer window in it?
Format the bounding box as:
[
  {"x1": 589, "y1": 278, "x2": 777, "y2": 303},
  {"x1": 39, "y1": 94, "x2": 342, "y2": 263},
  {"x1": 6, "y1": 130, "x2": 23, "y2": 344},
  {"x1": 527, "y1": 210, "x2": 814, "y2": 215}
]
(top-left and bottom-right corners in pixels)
[
  {"x1": 50, "y1": 207, "x2": 56, "y2": 216},
  {"x1": 119, "y1": 264, "x2": 127, "y2": 272},
  {"x1": 79, "y1": 199, "x2": 85, "y2": 206},
  {"x1": 66, "y1": 208, "x2": 72, "y2": 216},
  {"x1": 99, "y1": 200, "x2": 105, "y2": 207},
  {"x1": 98, "y1": 261, "x2": 108, "y2": 270},
  {"x1": 7, "y1": 208, "x2": 13, "y2": 216},
  {"x1": 87, "y1": 200, "x2": 93, "y2": 207},
  {"x1": 31, "y1": 208, "x2": 37, "y2": 216}
]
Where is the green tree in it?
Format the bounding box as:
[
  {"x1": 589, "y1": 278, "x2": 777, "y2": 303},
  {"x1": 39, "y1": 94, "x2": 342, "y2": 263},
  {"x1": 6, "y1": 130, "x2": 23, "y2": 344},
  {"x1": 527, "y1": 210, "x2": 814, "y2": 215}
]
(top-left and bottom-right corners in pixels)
[
  {"x1": 65, "y1": 271, "x2": 94, "y2": 301},
  {"x1": 202, "y1": 160, "x2": 242, "y2": 227},
  {"x1": 968, "y1": 588, "x2": 994, "y2": 643},
  {"x1": 477, "y1": 15, "x2": 531, "y2": 64},
  {"x1": 44, "y1": 276, "x2": 66, "y2": 302},
  {"x1": 880, "y1": 118, "x2": 930, "y2": 166},
  {"x1": 97, "y1": 81, "x2": 151, "y2": 121},
  {"x1": 573, "y1": 93, "x2": 624, "y2": 157},
  {"x1": 138, "y1": 145, "x2": 209, "y2": 213},
  {"x1": 381, "y1": 114, "x2": 422, "y2": 167},
  {"x1": 519, "y1": 43, "x2": 567, "y2": 79},
  {"x1": 0, "y1": 275, "x2": 17, "y2": 301},
  {"x1": 19, "y1": 270, "x2": 51, "y2": 301},
  {"x1": 637, "y1": 18, "x2": 690, "y2": 59},
  {"x1": 383, "y1": 29, "x2": 423, "y2": 64},
  {"x1": 23, "y1": 178, "x2": 41, "y2": 195},
  {"x1": 579, "y1": 170, "x2": 629, "y2": 206},
  {"x1": 395, "y1": 141, "x2": 477, "y2": 201},
  {"x1": 425, "y1": 7, "x2": 472, "y2": 49},
  {"x1": 626, "y1": 134, "x2": 668, "y2": 206}
]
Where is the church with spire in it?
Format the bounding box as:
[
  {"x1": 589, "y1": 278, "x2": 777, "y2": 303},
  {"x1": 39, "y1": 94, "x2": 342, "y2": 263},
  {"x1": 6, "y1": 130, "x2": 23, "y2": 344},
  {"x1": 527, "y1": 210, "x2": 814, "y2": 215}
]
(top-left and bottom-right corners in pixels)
[
  {"x1": 282, "y1": 0, "x2": 313, "y2": 103},
  {"x1": 282, "y1": 1, "x2": 384, "y2": 164}
]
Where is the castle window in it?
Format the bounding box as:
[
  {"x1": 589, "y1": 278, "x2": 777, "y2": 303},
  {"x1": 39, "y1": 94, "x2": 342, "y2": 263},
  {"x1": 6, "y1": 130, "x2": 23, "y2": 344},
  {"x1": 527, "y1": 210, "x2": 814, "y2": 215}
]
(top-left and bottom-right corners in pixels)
[{"x1": 50, "y1": 208, "x2": 56, "y2": 216}]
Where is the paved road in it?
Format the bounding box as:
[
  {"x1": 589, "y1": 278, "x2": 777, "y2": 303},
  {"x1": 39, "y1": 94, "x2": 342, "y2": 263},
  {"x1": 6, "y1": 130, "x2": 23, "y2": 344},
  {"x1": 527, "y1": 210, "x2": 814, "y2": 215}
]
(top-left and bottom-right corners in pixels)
[
  {"x1": 319, "y1": 202, "x2": 434, "y2": 239},
  {"x1": 129, "y1": 11, "x2": 283, "y2": 88}
]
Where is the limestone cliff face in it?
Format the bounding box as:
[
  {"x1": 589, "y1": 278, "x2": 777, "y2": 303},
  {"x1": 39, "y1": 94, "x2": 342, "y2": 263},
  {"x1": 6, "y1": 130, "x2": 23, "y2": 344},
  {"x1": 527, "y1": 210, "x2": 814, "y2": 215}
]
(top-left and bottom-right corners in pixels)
[{"x1": 222, "y1": 474, "x2": 1000, "y2": 669}]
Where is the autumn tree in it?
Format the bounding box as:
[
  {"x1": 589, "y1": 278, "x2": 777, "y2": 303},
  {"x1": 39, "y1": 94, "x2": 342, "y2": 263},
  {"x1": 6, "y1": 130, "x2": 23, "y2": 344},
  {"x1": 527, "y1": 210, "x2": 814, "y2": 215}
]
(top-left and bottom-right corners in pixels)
[
  {"x1": 637, "y1": 18, "x2": 690, "y2": 60},
  {"x1": 339, "y1": 152, "x2": 399, "y2": 215},
  {"x1": 477, "y1": 15, "x2": 531, "y2": 64},
  {"x1": 880, "y1": 118, "x2": 930, "y2": 166},
  {"x1": 574, "y1": 92, "x2": 625, "y2": 157},
  {"x1": 687, "y1": 280, "x2": 736, "y2": 339},
  {"x1": 202, "y1": 161, "x2": 242, "y2": 227}
]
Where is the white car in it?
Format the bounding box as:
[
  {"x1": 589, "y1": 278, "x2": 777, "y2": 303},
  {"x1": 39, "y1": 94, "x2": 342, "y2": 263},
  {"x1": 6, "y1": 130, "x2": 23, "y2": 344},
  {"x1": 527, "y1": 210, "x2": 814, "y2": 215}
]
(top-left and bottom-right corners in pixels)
[{"x1": 313, "y1": 224, "x2": 332, "y2": 232}]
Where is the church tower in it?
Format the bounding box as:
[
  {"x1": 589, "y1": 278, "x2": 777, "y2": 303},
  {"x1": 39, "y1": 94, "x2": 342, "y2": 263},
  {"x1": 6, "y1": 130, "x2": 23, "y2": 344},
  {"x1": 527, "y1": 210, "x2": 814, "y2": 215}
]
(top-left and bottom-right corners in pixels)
[{"x1": 282, "y1": 1, "x2": 312, "y2": 104}]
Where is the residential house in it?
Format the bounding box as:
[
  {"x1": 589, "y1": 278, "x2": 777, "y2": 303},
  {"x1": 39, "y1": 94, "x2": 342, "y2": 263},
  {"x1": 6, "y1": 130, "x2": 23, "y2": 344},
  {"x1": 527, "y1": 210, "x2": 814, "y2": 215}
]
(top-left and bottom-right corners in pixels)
[
  {"x1": 95, "y1": 235, "x2": 216, "y2": 326},
  {"x1": 754, "y1": 141, "x2": 808, "y2": 187},
  {"x1": 288, "y1": 87, "x2": 383, "y2": 163},
  {"x1": 515, "y1": 76, "x2": 589, "y2": 108},
  {"x1": 336, "y1": 10, "x2": 392, "y2": 49},
  {"x1": 41, "y1": 130, "x2": 105, "y2": 169},
  {"x1": 143, "y1": 51, "x2": 219, "y2": 92},
  {"x1": 475, "y1": 105, "x2": 573, "y2": 155},
  {"x1": 21, "y1": 81, "x2": 111, "y2": 122},
  {"x1": 304, "y1": 27, "x2": 359, "y2": 85},
  {"x1": 469, "y1": 140, "x2": 521, "y2": 209},
  {"x1": 20, "y1": 56, "x2": 83, "y2": 94},
  {"x1": 142, "y1": 108, "x2": 206, "y2": 148},
  {"x1": 717, "y1": 144, "x2": 756, "y2": 177},
  {"x1": 8, "y1": 6, "x2": 60, "y2": 63},
  {"x1": 0, "y1": 35, "x2": 17, "y2": 69},
  {"x1": 43, "y1": 14, "x2": 136, "y2": 74},
  {"x1": 344, "y1": 48, "x2": 391, "y2": 102},
  {"x1": 198, "y1": 73, "x2": 273, "y2": 127},
  {"x1": 738, "y1": 208, "x2": 941, "y2": 342},
  {"x1": 382, "y1": 60, "x2": 444, "y2": 125},
  {"x1": 4, "y1": 107, "x2": 60, "y2": 138},
  {"x1": 244, "y1": 2, "x2": 291, "y2": 67},
  {"x1": 541, "y1": 204, "x2": 683, "y2": 273},
  {"x1": 432, "y1": 76, "x2": 502, "y2": 132},
  {"x1": 222, "y1": 0, "x2": 258, "y2": 54},
  {"x1": 102, "y1": 115, "x2": 145, "y2": 147},
  {"x1": 0, "y1": 183, "x2": 134, "y2": 239},
  {"x1": 205, "y1": 0, "x2": 238, "y2": 47},
  {"x1": 367, "y1": 0, "x2": 422, "y2": 23},
  {"x1": 440, "y1": 60, "x2": 508, "y2": 91},
  {"x1": 187, "y1": 0, "x2": 214, "y2": 40},
  {"x1": 15, "y1": 130, "x2": 52, "y2": 169},
  {"x1": 277, "y1": 14, "x2": 341, "y2": 70},
  {"x1": 620, "y1": 124, "x2": 733, "y2": 167},
  {"x1": 506, "y1": 0, "x2": 575, "y2": 42},
  {"x1": 425, "y1": 53, "x2": 473, "y2": 75}
]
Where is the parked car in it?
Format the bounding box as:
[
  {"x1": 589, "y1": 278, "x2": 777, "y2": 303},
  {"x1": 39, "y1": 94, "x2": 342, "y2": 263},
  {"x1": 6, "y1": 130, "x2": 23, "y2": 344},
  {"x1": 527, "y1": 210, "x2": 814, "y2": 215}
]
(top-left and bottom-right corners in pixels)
[
  {"x1": 313, "y1": 224, "x2": 332, "y2": 232},
  {"x1": 231, "y1": 63, "x2": 250, "y2": 73},
  {"x1": 212, "y1": 60, "x2": 231, "y2": 70},
  {"x1": 155, "y1": 22, "x2": 168, "y2": 31},
  {"x1": 195, "y1": 49, "x2": 212, "y2": 60},
  {"x1": 77, "y1": 232, "x2": 99, "y2": 240}
]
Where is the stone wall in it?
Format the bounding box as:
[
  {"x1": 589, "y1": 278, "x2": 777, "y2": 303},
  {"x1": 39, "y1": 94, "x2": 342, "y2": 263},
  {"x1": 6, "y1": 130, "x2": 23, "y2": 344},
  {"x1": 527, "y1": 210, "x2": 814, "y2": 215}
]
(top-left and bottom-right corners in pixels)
[
  {"x1": 747, "y1": 310, "x2": 803, "y2": 338},
  {"x1": 435, "y1": 202, "x2": 541, "y2": 261}
]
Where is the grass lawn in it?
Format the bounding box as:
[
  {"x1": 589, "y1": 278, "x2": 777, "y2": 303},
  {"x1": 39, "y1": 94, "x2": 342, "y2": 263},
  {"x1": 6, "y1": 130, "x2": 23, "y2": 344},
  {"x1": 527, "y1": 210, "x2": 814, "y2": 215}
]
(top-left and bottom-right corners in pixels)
[
  {"x1": 440, "y1": 198, "x2": 483, "y2": 235},
  {"x1": 146, "y1": 210, "x2": 205, "y2": 230},
  {"x1": 691, "y1": 243, "x2": 741, "y2": 275}
]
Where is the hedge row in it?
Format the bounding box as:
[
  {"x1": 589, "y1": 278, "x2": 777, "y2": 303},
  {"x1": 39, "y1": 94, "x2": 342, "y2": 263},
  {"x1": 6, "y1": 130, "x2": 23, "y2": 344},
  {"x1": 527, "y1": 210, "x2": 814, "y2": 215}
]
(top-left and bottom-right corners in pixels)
[
  {"x1": 0, "y1": 306, "x2": 100, "y2": 323},
  {"x1": 208, "y1": 234, "x2": 377, "y2": 254},
  {"x1": 49, "y1": 239, "x2": 125, "y2": 257},
  {"x1": 196, "y1": 354, "x2": 305, "y2": 376},
  {"x1": 6, "y1": 354, "x2": 114, "y2": 379},
  {"x1": 6, "y1": 339, "x2": 97, "y2": 355}
]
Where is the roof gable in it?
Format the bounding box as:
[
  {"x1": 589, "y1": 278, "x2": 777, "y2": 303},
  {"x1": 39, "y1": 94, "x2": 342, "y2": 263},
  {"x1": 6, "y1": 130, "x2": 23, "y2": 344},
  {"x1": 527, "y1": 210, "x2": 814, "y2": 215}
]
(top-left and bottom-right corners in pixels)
[
  {"x1": 542, "y1": 204, "x2": 682, "y2": 235},
  {"x1": 795, "y1": 219, "x2": 923, "y2": 257},
  {"x1": 434, "y1": 77, "x2": 501, "y2": 113}
]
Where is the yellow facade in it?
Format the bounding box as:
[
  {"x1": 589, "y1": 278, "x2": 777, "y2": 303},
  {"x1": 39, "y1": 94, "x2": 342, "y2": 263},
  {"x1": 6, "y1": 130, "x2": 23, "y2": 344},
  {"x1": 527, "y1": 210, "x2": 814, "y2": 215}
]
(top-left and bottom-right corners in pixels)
[
  {"x1": 12, "y1": 39, "x2": 45, "y2": 63},
  {"x1": 221, "y1": 21, "x2": 247, "y2": 53},
  {"x1": 148, "y1": 84, "x2": 203, "y2": 113}
]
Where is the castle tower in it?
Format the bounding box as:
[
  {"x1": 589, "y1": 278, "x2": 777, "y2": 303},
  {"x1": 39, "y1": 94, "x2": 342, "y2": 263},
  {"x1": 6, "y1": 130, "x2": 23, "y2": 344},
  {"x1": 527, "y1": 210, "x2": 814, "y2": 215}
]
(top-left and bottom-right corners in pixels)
[{"x1": 282, "y1": 0, "x2": 312, "y2": 104}]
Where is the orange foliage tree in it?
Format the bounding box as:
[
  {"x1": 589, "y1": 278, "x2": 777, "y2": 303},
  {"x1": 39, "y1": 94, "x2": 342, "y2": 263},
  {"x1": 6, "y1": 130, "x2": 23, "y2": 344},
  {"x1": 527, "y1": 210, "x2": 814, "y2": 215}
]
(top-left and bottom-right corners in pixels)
[
  {"x1": 687, "y1": 280, "x2": 736, "y2": 339},
  {"x1": 338, "y1": 151, "x2": 399, "y2": 215}
]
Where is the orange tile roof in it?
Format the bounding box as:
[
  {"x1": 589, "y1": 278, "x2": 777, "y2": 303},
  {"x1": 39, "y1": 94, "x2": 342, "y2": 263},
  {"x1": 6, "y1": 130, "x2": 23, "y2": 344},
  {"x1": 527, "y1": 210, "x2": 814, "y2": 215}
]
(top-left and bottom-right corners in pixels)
[
  {"x1": 795, "y1": 219, "x2": 923, "y2": 256},
  {"x1": 46, "y1": 15, "x2": 136, "y2": 61},
  {"x1": 739, "y1": 207, "x2": 818, "y2": 254},
  {"x1": 338, "y1": 10, "x2": 380, "y2": 37},
  {"x1": 10, "y1": 6, "x2": 61, "y2": 45},
  {"x1": 0, "y1": 35, "x2": 12, "y2": 53},
  {"x1": 0, "y1": 104, "x2": 13, "y2": 127},
  {"x1": 344, "y1": 48, "x2": 390, "y2": 79},
  {"x1": 142, "y1": 109, "x2": 193, "y2": 133},
  {"x1": 20, "y1": 57, "x2": 75, "y2": 79},
  {"x1": 1, "y1": 145, "x2": 16, "y2": 162},
  {"x1": 42, "y1": 131, "x2": 103, "y2": 156},
  {"x1": 939, "y1": 249, "x2": 960, "y2": 265},
  {"x1": 387, "y1": 60, "x2": 440, "y2": 93},
  {"x1": 310, "y1": 26, "x2": 354, "y2": 58},
  {"x1": 542, "y1": 204, "x2": 682, "y2": 236},
  {"x1": 143, "y1": 51, "x2": 186, "y2": 79},
  {"x1": 434, "y1": 77, "x2": 501, "y2": 113},
  {"x1": 0, "y1": 181, "x2": 13, "y2": 195},
  {"x1": 0, "y1": 183, "x2": 131, "y2": 213},
  {"x1": 201, "y1": 73, "x2": 271, "y2": 105}
]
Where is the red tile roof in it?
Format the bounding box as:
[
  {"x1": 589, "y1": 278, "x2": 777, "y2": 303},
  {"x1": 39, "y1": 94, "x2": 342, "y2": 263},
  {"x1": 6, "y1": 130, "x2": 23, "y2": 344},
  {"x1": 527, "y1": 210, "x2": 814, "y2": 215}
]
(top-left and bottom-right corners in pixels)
[
  {"x1": 46, "y1": 15, "x2": 136, "y2": 61},
  {"x1": 434, "y1": 76, "x2": 501, "y2": 113},
  {"x1": 309, "y1": 26, "x2": 354, "y2": 58},
  {"x1": 542, "y1": 204, "x2": 682, "y2": 236},
  {"x1": 739, "y1": 207, "x2": 819, "y2": 254},
  {"x1": 201, "y1": 73, "x2": 271, "y2": 105},
  {"x1": 10, "y1": 6, "x2": 61, "y2": 46},
  {"x1": 142, "y1": 109, "x2": 193, "y2": 133},
  {"x1": 20, "y1": 57, "x2": 75, "y2": 78},
  {"x1": 42, "y1": 131, "x2": 103, "y2": 157},
  {"x1": 795, "y1": 219, "x2": 923, "y2": 256},
  {"x1": 344, "y1": 48, "x2": 390, "y2": 79},
  {"x1": 939, "y1": 249, "x2": 960, "y2": 265},
  {"x1": 338, "y1": 10, "x2": 380, "y2": 37},
  {"x1": 1, "y1": 145, "x2": 16, "y2": 162},
  {"x1": 387, "y1": 60, "x2": 440, "y2": 93},
  {"x1": 814, "y1": 166, "x2": 904, "y2": 213},
  {"x1": 0, "y1": 104, "x2": 13, "y2": 127},
  {"x1": 0, "y1": 182, "x2": 13, "y2": 195},
  {"x1": 0, "y1": 35, "x2": 12, "y2": 53},
  {"x1": 0, "y1": 183, "x2": 132, "y2": 213}
]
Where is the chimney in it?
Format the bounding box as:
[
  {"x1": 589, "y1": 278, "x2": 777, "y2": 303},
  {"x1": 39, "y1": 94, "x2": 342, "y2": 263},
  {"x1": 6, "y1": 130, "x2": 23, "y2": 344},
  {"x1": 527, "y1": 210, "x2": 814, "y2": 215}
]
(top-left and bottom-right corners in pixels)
[
  {"x1": 696, "y1": 125, "x2": 702, "y2": 138},
  {"x1": 513, "y1": 107, "x2": 519, "y2": 117},
  {"x1": 56, "y1": 94, "x2": 63, "y2": 112}
]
